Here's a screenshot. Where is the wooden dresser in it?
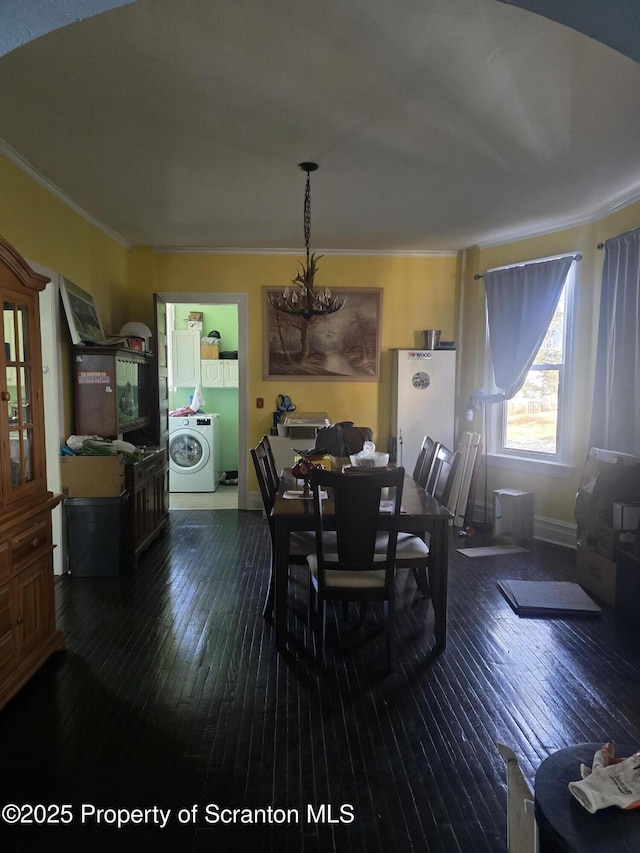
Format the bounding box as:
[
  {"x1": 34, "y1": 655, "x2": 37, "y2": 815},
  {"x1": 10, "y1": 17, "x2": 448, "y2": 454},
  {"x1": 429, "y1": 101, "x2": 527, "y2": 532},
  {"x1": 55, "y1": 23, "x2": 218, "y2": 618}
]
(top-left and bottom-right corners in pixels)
[
  {"x1": 0, "y1": 236, "x2": 64, "y2": 710},
  {"x1": 124, "y1": 447, "x2": 169, "y2": 567}
]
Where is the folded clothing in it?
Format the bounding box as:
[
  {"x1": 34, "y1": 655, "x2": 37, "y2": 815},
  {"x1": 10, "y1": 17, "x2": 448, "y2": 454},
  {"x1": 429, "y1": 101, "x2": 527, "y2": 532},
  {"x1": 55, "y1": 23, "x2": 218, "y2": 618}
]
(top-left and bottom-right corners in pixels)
[{"x1": 569, "y1": 743, "x2": 640, "y2": 813}]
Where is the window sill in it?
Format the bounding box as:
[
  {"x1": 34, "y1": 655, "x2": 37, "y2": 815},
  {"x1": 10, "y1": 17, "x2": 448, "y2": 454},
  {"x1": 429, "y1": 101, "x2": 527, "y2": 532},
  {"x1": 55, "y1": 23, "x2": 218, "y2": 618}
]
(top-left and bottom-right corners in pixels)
[{"x1": 486, "y1": 453, "x2": 571, "y2": 479}]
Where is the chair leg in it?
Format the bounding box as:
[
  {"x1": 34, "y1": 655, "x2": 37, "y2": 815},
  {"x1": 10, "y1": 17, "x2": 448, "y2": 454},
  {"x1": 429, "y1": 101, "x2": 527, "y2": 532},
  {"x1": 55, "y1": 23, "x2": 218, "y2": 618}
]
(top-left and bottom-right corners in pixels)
[
  {"x1": 317, "y1": 598, "x2": 327, "y2": 667},
  {"x1": 384, "y1": 598, "x2": 396, "y2": 671},
  {"x1": 262, "y1": 553, "x2": 275, "y2": 621},
  {"x1": 342, "y1": 601, "x2": 349, "y2": 622},
  {"x1": 308, "y1": 575, "x2": 317, "y2": 627},
  {"x1": 412, "y1": 566, "x2": 430, "y2": 599}
]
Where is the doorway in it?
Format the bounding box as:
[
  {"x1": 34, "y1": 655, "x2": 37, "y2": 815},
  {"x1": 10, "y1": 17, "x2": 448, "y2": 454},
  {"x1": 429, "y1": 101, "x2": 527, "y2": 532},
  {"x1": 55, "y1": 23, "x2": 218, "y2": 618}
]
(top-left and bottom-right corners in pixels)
[
  {"x1": 36, "y1": 281, "x2": 250, "y2": 580},
  {"x1": 159, "y1": 292, "x2": 249, "y2": 512}
]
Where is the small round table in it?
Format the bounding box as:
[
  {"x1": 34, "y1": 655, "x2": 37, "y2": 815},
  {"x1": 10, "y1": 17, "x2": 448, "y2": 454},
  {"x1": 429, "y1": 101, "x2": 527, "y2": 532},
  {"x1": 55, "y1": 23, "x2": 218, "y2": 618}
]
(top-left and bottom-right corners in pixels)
[{"x1": 535, "y1": 743, "x2": 640, "y2": 852}]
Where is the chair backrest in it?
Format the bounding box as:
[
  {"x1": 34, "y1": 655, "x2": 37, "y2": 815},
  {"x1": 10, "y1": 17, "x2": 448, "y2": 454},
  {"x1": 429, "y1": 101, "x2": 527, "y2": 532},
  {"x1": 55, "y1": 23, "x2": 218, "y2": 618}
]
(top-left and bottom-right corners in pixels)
[
  {"x1": 309, "y1": 466, "x2": 404, "y2": 582},
  {"x1": 428, "y1": 445, "x2": 461, "y2": 507},
  {"x1": 251, "y1": 440, "x2": 277, "y2": 516},
  {"x1": 412, "y1": 436, "x2": 439, "y2": 488},
  {"x1": 260, "y1": 434, "x2": 279, "y2": 492}
]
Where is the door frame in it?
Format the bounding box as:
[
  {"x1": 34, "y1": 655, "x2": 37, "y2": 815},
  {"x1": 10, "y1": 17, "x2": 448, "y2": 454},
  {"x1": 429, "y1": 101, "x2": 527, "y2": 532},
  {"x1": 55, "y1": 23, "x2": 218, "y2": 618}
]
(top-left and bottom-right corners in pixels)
[
  {"x1": 32, "y1": 264, "x2": 65, "y2": 574},
  {"x1": 159, "y1": 291, "x2": 249, "y2": 511}
]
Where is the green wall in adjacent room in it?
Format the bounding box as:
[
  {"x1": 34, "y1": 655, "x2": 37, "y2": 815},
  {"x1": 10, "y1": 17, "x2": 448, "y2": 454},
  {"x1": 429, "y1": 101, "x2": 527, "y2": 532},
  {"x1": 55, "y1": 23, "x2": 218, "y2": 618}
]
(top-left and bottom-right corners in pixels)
[{"x1": 170, "y1": 302, "x2": 239, "y2": 472}]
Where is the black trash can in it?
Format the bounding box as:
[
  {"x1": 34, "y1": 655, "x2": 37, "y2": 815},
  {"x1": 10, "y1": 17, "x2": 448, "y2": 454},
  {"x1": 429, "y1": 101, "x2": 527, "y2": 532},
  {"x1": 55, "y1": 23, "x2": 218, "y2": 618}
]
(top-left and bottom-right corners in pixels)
[{"x1": 64, "y1": 492, "x2": 128, "y2": 576}]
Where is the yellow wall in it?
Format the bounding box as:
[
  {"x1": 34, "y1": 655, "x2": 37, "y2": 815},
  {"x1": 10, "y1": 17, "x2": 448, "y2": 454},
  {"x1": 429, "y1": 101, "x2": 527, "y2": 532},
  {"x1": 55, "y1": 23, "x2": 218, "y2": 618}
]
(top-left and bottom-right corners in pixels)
[
  {"x1": 127, "y1": 249, "x2": 460, "y2": 451},
  {"x1": 0, "y1": 155, "x2": 131, "y2": 432},
  {"x1": 0, "y1": 156, "x2": 130, "y2": 332},
  {"x1": 459, "y1": 201, "x2": 640, "y2": 526}
]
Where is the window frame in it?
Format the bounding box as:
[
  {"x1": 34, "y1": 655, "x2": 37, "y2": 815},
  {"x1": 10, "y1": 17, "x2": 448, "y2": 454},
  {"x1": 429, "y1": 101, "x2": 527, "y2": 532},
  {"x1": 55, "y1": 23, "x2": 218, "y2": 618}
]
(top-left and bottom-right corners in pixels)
[{"x1": 484, "y1": 257, "x2": 577, "y2": 475}]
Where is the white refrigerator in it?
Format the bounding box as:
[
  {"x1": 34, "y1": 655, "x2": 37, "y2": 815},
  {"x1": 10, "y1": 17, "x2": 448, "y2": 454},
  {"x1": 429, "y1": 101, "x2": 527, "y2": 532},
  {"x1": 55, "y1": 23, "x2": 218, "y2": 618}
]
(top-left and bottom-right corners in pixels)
[{"x1": 390, "y1": 349, "x2": 456, "y2": 476}]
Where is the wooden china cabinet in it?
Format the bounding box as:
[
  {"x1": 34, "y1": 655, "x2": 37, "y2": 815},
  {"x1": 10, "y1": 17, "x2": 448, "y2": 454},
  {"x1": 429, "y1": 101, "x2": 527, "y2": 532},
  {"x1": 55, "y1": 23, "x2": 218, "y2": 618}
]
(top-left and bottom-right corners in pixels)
[{"x1": 0, "y1": 235, "x2": 64, "y2": 710}]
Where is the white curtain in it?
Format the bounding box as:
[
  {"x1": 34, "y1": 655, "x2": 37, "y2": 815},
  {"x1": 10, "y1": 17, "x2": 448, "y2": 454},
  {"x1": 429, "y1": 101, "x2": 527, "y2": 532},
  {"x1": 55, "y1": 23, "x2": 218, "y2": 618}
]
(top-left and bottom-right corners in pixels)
[
  {"x1": 479, "y1": 256, "x2": 574, "y2": 404},
  {"x1": 589, "y1": 227, "x2": 640, "y2": 455}
]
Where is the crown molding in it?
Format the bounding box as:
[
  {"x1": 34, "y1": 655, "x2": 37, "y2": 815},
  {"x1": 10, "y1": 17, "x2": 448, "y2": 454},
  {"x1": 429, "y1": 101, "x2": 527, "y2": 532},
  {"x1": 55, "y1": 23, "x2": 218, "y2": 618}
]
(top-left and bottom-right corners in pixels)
[
  {"x1": 0, "y1": 138, "x2": 131, "y2": 248},
  {"x1": 151, "y1": 246, "x2": 458, "y2": 257},
  {"x1": 3, "y1": 135, "x2": 639, "y2": 256},
  {"x1": 476, "y1": 182, "x2": 640, "y2": 249}
]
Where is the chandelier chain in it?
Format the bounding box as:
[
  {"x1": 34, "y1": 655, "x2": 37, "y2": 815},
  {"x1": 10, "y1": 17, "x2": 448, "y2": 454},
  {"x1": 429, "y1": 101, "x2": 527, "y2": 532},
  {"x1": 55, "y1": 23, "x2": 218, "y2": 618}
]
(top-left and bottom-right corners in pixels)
[
  {"x1": 266, "y1": 161, "x2": 346, "y2": 320},
  {"x1": 303, "y1": 169, "x2": 312, "y2": 264}
]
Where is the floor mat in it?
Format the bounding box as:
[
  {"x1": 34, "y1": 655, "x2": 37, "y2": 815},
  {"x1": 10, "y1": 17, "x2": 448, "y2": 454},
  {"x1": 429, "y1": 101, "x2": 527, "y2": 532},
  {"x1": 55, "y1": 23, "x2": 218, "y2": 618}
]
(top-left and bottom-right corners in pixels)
[
  {"x1": 457, "y1": 545, "x2": 528, "y2": 557},
  {"x1": 498, "y1": 580, "x2": 601, "y2": 616}
]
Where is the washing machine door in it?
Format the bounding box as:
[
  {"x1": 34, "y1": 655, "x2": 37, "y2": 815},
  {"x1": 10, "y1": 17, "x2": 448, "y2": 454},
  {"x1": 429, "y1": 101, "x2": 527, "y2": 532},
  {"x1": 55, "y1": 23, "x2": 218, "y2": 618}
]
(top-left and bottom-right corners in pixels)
[{"x1": 169, "y1": 429, "x2": 211, "y2": 474}]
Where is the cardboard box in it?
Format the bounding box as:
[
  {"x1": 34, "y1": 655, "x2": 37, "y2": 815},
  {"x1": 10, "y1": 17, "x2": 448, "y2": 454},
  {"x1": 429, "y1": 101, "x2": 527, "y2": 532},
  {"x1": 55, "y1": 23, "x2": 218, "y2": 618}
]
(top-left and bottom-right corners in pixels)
[
  {"x1": 596, "y1": 523, "x2": 635, "y2": 561},
  {"x1": 596, "y1": 523, "x2": 620, "y2": 561},
  {"x1": 574, "y1": 447, "x2": 640, "y2": 546},
  {"x1": 613, "y1": 501, "x2": 640, "y2": 531},
  {"x1": 60, "y1": 454, "x2": 125, "y2": 498},
  {"x1": 200, "y1": 344, "x2": 219, "y2": 359},
  {"x1": 615, "y1": 545, "x2": 640, "y2": 620},
  {"x1": 576, "y1": 544, "x2": 616, "y2": 607}
]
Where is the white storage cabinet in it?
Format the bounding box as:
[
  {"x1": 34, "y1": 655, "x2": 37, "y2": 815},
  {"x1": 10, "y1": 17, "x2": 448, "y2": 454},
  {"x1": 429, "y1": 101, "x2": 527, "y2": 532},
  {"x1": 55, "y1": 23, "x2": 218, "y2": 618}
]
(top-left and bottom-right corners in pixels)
[
  {"x1": 201, "y1": 359, "x2": 238, "y2": 388},
  {"x1": 171, "y1": 330, "x2": 200, "y2": 387}
]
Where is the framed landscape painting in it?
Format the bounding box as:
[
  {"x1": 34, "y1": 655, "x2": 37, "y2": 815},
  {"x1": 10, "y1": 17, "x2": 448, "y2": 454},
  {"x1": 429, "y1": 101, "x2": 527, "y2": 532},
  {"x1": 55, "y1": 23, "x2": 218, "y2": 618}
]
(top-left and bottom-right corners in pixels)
[{"x1": 263, "y1": 287, "x2": 382, "y2": 381}]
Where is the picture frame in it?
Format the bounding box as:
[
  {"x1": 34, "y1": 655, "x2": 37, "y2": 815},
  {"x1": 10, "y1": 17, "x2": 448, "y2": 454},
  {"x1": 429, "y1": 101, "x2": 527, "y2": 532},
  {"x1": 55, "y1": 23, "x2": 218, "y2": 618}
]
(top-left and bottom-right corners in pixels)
[
  {"x1": 263, "y1": 287, "x2": 382, "y2": 381},
  {"x1": 59, "y1": 277, "x2": 106, "y2": 345}
]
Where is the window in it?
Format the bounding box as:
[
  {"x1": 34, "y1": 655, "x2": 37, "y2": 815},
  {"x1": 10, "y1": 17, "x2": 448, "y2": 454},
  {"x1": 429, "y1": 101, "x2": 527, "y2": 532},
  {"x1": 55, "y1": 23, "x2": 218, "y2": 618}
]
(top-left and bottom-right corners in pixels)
[{"x1": 487, "y1": 259, "x2": 576, "y2": 467}]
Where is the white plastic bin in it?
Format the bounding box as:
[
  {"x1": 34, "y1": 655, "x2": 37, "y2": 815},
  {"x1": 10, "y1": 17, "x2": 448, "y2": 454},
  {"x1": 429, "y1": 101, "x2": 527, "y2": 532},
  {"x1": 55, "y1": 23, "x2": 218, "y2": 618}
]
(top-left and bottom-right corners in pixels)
[{"x1": 493, "y1": 489, "x2": 534, "y2": 544}]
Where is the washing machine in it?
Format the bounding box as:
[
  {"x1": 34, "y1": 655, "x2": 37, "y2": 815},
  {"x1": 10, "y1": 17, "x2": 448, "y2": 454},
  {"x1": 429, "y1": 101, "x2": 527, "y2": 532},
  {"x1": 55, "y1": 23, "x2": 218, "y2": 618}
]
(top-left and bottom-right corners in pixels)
[{"x1": 169, "y1": 413, "x2": 222, "y2": 492}]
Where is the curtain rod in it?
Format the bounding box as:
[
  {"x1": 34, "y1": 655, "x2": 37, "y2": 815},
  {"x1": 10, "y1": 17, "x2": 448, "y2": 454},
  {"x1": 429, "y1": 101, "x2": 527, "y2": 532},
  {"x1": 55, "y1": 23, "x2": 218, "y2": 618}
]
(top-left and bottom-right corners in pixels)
[{"x1": 473, "y1": 251, "x2": 582, "y2": 280}]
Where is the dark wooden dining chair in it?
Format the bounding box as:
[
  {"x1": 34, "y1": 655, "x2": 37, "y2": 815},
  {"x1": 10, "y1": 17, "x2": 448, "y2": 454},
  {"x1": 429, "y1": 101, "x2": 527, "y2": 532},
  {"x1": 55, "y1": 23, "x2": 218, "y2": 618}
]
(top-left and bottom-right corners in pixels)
[
  {"x1": 255, "y1": 434, "x2": 279, "y2": 495},
  {"x1": 412, "y1": 436, "x2": 440, "y2": 489},
  {"x1": 393, "y1": 445, "x2": 461, "y2": 599},
  {"x1": 429, "y1": 445, "x2": 461, "y2": 507},
  {"x1": 251, "y1": 440, "x2": 315, "y2": 621},
  {"x1": 307, "y1": 466, "x2": 404, "y2": 670}
]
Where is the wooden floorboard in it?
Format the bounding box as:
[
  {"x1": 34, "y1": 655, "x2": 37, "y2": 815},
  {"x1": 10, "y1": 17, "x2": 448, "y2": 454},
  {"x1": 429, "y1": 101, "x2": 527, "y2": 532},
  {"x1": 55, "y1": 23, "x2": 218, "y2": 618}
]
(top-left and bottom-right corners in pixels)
[{"x1": 1, "y1": 509, "x2": 639, "y2": 851}]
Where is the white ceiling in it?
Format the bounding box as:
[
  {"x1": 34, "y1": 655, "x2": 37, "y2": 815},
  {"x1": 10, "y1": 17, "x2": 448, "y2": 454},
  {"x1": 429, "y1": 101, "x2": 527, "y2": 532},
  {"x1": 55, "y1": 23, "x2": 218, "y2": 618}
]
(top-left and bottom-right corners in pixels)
[{"x1": 0, "y1": 0, "x2": 639, "y2": 253}]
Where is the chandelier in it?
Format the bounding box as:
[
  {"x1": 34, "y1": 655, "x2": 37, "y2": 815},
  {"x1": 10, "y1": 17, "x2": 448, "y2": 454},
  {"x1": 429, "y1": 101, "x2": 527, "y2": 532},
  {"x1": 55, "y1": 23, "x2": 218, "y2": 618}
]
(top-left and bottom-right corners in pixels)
[{"x1": 268, "y1": 162, "x2": 346, "y2": 321}]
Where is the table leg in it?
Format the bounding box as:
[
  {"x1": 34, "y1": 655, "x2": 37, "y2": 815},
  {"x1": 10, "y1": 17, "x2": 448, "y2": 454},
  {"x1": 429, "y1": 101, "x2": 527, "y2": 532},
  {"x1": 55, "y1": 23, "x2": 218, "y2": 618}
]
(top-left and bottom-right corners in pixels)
[
  {"x1": 429, "y1": 518, "x2": 448, "y2": 651},
  {"x1": 273, "y1": 519, "x2": 290, "y2": 650}
]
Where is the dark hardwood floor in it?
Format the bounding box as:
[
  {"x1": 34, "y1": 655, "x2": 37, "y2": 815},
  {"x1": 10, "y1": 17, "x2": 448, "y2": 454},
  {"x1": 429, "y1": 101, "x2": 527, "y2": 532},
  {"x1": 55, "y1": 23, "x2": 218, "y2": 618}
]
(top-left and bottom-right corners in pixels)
[{"x1": 1, "y1": 509, "x2": 639, "y2": 852}]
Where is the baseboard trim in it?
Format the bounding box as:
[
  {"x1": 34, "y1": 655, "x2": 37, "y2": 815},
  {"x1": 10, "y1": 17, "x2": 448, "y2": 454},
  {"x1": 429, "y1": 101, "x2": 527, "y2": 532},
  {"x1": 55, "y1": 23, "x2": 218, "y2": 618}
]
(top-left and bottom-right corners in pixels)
[
  {"x1": 469, "y1": 503, "x2": 577, "y2": 550},
  {"x1": 248, "y1": 491, "x2": 264, "y2": 512},
  {"x1": 534, "y1": 515, "x2": 577, "y2": 550}
]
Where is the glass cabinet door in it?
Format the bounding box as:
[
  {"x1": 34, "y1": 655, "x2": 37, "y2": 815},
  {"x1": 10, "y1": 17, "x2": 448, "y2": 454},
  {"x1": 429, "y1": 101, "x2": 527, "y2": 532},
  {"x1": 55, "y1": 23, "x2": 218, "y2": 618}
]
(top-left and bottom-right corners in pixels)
[{"x1": 3, "y1": 300, "x2": 35, "y2": 494}]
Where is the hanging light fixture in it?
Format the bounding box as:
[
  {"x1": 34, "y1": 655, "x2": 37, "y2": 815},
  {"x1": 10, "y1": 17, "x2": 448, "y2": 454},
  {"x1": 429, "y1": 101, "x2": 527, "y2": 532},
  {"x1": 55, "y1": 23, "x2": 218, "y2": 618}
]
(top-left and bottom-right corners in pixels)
[{"x1": 268, "y1": 162, "x2": 346, "y2": 321}]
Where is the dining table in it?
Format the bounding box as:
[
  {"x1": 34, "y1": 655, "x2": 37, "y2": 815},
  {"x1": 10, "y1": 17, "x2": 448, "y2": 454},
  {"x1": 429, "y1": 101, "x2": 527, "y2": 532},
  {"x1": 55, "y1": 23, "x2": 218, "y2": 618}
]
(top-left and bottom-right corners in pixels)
[{"x1": 270, "y1": 460, "x2": 453, "y2": 653}]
